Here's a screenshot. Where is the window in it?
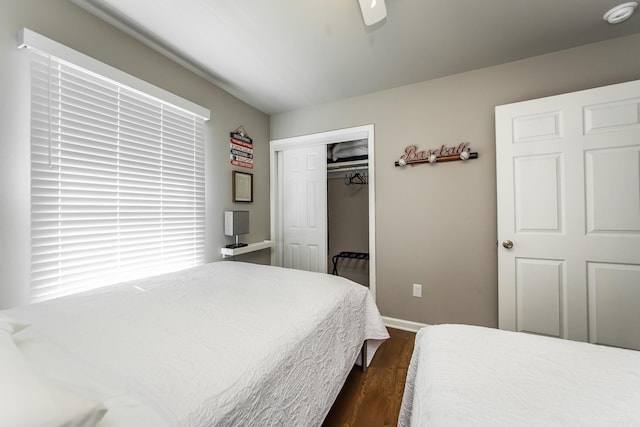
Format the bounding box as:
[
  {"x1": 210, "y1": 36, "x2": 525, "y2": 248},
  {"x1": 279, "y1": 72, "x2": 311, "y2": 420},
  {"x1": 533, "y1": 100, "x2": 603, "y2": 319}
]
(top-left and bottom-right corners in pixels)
[{"x1": 23, "y1": 30, "x2": 209, "y2": 302}]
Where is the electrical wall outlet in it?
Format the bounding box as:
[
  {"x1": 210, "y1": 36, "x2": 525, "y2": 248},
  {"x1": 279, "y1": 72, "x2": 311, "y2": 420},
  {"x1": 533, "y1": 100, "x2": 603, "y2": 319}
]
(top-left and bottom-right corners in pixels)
[{"x1": 412, "y1": 283, "x2": 422, "y2": 298}]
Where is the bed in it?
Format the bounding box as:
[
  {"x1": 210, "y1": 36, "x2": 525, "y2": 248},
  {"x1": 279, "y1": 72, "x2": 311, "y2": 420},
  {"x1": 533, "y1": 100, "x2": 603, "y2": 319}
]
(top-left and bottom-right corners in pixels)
[
  {"x1": 398, "y1": 324, "x2": 640, "y2": 427},
  {"x1": 1, "y1": 261, "x2": 389, "y2": 427}
]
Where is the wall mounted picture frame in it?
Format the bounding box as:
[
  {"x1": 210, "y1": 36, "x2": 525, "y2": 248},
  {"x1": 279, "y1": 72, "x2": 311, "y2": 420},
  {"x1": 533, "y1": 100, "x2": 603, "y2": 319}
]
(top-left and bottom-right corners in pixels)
[{"x1": 232, "y1": 170, "x2": 253, "y2": 203}]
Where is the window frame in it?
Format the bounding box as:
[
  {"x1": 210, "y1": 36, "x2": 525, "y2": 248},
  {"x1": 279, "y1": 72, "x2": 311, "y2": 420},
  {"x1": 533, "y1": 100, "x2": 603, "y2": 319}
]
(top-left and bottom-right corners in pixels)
[{"x1": 22, "y1": 29, "x2": 210, "y2": 302}]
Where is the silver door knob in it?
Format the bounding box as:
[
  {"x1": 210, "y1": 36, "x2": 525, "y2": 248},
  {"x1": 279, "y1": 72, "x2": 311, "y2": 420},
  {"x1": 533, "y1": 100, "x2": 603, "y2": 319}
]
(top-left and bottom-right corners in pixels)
[{"x1": 502, "y1": 240, "x2": 513, "y2": 249}]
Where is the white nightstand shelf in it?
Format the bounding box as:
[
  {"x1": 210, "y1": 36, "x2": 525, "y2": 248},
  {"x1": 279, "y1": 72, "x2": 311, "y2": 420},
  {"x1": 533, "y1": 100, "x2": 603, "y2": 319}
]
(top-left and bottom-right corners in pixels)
[{"x1": 221, "y1": 240, "x2": 274, "y2": 258}]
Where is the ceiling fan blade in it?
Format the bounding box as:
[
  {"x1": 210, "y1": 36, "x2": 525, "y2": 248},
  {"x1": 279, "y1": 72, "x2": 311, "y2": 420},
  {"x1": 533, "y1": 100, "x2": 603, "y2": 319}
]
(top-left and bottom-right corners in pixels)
[{"x1": 359, "y1": 0, "x2": 387, "y2": 26}]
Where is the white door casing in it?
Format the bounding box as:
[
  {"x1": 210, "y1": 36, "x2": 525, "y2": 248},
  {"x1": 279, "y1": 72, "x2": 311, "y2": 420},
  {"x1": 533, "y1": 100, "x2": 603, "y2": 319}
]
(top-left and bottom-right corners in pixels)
[
  {"x1": 270, "y1": 125, "x2": 377, "y2": 299},
  {"x1": 496, "y1": 79, "x2": 640, "y2": 350},
  {"x1": 281, "y1": 145, "x2": 327, "y2": 272}
]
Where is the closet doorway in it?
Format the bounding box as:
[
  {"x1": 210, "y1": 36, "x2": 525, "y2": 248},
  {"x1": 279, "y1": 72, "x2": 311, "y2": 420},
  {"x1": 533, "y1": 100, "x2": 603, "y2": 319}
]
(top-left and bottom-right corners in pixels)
[
  {"x1": 327, "y1": 140, "x2": 369, "y2": 287},
  {"x1": 269, "y1": 125, "x2": 376, "y2": 298}
]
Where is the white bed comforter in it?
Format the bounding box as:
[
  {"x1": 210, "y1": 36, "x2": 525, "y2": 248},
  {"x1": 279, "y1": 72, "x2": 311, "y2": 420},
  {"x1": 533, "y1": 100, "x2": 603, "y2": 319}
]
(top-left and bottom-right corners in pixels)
[
  {"x1": 8, "y1": 262, "x2": 389, "y2": 426},
  {"x1": 399, "y1": 324, "x2": 640, "y2": 427}
]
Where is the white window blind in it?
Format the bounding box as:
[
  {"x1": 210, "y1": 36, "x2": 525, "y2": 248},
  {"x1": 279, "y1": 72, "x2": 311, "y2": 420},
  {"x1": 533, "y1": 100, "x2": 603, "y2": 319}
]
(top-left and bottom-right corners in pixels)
[{"x1": 29, "y1": 49, "x2": 206, "y2": 303}]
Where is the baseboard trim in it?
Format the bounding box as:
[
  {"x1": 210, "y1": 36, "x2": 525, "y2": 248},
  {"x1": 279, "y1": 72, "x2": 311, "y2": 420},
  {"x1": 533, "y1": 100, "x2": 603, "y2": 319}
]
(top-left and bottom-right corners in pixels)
[{"x1": 382, "y1": 316, "x2": 429, "y2": 333}]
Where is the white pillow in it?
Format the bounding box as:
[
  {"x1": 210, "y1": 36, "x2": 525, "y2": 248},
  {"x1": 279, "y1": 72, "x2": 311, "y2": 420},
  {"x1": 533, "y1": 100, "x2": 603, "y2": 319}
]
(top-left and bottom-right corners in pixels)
[
  {"x1": 0, "y1": 312, "x2": 30, "y2": 334},
  {"x1": 332, "y1": 139, "x2": 368, "y2": 160},
  {"x1": 0, "y1": 314, "x2": 107, "y2": 427}
]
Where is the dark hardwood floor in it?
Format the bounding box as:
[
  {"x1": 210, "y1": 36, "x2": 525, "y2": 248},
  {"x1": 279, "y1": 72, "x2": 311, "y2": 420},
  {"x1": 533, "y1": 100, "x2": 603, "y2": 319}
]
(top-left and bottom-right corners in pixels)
[{"x1": 323, "y1": 328, "x2": 416, "y2": 427}]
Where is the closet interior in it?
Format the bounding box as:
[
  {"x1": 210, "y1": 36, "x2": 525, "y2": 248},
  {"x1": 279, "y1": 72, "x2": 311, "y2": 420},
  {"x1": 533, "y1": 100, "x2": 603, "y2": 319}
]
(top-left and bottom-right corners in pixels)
[{"x1": 327, "y1": 139, "x2": 369, "y2": 287}]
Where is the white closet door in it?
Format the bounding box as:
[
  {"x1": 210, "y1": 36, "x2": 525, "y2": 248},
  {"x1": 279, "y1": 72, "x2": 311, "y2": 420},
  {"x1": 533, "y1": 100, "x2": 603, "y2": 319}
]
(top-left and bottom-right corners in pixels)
[
  {"x1": 281, "y1": 144, "x2": 327, "y2": 273},
  {"x1": 496, "y1": 79, "x2": 640, "y2": 349}
]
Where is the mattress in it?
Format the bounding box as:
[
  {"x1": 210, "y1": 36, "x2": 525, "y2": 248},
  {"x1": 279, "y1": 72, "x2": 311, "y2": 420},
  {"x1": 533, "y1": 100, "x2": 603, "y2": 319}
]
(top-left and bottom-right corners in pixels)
[
  {"x1": 5, "y1": 261, "x2": 389, "y2": 426},
  {"x1": 399, "y1": 324, "x2": 640, "y2": 427}
]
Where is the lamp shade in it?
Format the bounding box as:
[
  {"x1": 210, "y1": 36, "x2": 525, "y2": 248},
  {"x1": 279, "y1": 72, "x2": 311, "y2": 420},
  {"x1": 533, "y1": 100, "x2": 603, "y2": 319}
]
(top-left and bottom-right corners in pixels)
[{"x1": 224, "y1": 210, "x2": 249, "y2": 236}]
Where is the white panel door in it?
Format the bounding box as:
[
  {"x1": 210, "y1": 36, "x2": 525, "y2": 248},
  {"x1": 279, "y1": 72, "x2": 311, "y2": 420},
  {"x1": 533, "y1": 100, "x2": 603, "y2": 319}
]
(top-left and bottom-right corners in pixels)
[
  {"x1": 496, "y1": 79, "x2": 640, "y2": 349},
  {"x1": 281, "y1": 144, "x2": 327, "y2": 273}
]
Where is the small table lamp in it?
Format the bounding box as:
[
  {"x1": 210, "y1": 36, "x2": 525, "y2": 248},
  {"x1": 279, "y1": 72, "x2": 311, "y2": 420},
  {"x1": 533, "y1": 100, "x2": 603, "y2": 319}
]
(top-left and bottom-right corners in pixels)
[{"x1": 224, "y1": 210, "x2": 249, "y2": 249}]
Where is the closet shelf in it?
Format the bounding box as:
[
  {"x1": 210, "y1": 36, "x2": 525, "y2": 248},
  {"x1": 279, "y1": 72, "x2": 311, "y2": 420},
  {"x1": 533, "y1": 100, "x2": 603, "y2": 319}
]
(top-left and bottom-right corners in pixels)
[{"x1": 327, "y1": 159, "x2": 368, "y2": 171}]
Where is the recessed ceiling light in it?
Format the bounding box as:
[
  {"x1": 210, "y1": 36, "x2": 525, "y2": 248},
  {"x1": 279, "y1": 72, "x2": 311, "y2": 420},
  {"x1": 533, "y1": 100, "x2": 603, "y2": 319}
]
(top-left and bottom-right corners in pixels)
[{"x1": 603, "y1": 2, "x2": 638, "y2": 24}]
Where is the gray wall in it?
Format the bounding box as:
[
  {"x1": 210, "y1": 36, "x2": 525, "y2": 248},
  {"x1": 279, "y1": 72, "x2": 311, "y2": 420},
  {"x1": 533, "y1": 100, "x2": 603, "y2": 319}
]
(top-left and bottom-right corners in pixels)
[
  {"x1": 328, "y1": 175, "x2": 369, "y2": 286},
  {"x1": 0, "y1": 0, "x2": 270, "y2": 308},
  {"x1": 271, "y1": 34, "x2": 640, "y2": 327}
]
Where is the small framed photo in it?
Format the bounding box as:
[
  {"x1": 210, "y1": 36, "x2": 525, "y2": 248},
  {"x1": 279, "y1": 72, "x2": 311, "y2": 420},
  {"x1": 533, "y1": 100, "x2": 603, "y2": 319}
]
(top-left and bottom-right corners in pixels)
[{"x1": 232, "y1": 171, "x2": 253, "y2": 203}]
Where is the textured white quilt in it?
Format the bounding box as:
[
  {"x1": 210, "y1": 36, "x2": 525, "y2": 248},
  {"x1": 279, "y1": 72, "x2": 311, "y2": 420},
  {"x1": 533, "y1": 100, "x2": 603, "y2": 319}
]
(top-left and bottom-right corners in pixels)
[
  {"x1": 8, "y1": 262, "x2": 389, "y2": 426},
  {"x1": 399, "y1": 324, "x2": 640, "y2": 427}
]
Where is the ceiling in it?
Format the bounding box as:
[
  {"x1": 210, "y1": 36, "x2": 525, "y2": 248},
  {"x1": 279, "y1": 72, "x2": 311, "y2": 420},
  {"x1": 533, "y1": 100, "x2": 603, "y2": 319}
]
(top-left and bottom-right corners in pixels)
[{"x1": 72, "y1": 0, "x2": 640, "y2": 115}]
